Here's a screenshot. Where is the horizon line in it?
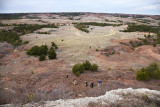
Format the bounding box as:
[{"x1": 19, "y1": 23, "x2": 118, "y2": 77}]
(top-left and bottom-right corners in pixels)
[{"x1": 0, "y1": 12, "x2": 160, "y2": 16}]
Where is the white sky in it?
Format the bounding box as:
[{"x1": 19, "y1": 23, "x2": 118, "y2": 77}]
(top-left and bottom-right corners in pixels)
[{"x1": 0, "y1": 0, "x2": 160, "y2": 15}]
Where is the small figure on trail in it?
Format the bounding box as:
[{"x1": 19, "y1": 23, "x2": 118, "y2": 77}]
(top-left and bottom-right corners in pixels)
[
  {"x1": 85, "y1": 81, "x2": 88, "y2": 87},
  {"x1": 66, "y1": 74, "x2": 69, "y2": 78},
  {"x1": 98, "y1": 80, "x2": 102, "y2": 87},
  {"x1": 90, "y1": 82, "x2": 94, "y2": 88},
  {"x1": 73, "y1": 79, "x2": 77, "y2": 85}
]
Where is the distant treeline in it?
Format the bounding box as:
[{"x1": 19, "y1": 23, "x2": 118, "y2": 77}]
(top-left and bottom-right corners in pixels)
[
  {"x1": 73, "y1": 22, "x2": 122, "y2": 33},
  {"x1": 73, "y1": 22, "x2": 122, "y2": 27},
  {"x1": 58, "y1": 12, "x2": 84, "y2": 16},
  {"x1": 114, "y1": 14, "x2": 147, "y2": 18},
  {"x1": 0, "y1": 13, "x2": 28, "y2": 19}
]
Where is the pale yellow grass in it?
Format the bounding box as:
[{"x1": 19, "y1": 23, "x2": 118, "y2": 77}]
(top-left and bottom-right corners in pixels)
[{"x1": 21, "y1": 25, "x2": 145, "y2": 69}]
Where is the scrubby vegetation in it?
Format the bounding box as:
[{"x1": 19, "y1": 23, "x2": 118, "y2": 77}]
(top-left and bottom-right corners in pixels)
[
  {"x1": 90, "y1": 64, "x2": 98, "y2": 71},
  {"x1": 27, "y1": 42, "x2": 57, "y2": 61},
  {"x1": 0, "y1": 22, "x2": 10, "y2": 26},
  {"x1": 39, "y1": 54, "x2": 46, "y2": 61},
  {"x1": 122, "y1": 24, "x2": 160, "y2": 34},
  {"x1": 73, "y1": 23, "x2": 89, "y2": 33},
  {"x1": 27, "y1": 45, "x2": 48, "y2": 56},
  {"x1": 72, "y1": 63, "x2": 85, "y2": 76},
  {"x1": 120, "y1": 33, "x2": 160, "y2": 50},
  {"x1": 0, "y1": 23, "x2": 58, "y2": 47},
  {"x1": 59, "y1": 12, "x2": 84, "y2": 17},
  {"x1": 75, "y1": 22, "x2": 122, "y2": 27},
  {"x1": 13, "y1": 24, "x2": 57, "y2": 35},
  {"x1": 114, "y1": 14, "x2": 131, "y2": 18},
  {"x1": 72, "y1": 60, "x2": 98, "y2": 76},
  {"x1": 0, "y1": 13, "x2": 27, "y2": 19},
  {"x1": 136, "y1": 19, "x2": 152, "y2": 24},
  {"x1": 83, "y1": 60, "x2": 91, "y2": 70},
  {"x1": 129, "y1": 67, "x2": 134, "y2": 72},
  {"x1": 136, "y1": 63, "x2": 160, "y2": 81},
  {"x1": 48, "y1": 47, "x2": 57, "y2": 59},
  {"x1": 37, "y1": 32, "x2": 50, "y2": 34},
  {"x1": 114, "y1": 14, "x2": 146, "y2": 18},
  {"x1": 24, "y1": 93, "x2": 35, "y2": 103},
  {"x1": 23, "y1": 41, "x2": 29, "y2": 44},
  {"x1": 51, "y1": 42, "x2": 58, "y2": 49},
  {"x1": 0, "y1": 30, "x2": 22, "y2": 46},
  {"x1": 73, "y1": 22, "x2": 122, "y2": 33}
]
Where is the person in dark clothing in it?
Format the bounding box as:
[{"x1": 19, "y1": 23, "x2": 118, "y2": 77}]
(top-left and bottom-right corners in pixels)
[
  {"x1": 66, "y1": 74, "x2": 68, "y2": 78},
  {"x1": 90, "y1": 82, "x2": 94, "y2": 88},
  {"x1": 85, "y1": 81, "x2": 88, "y2": 87}
]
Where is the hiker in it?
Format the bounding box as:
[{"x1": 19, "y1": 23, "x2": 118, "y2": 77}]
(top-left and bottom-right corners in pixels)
[
  {"x1": 73, "y1": 79, "x2": 77, "y2": 85},
  {"x1": 98, "y1": 80, "x2": 102, "y2": 87},
  {"x1": 66, "y1": 74, "x2": 69, "y2": 78},
  {"x1": 90, "y1": 82, "x2": 94, "y2": 88},
  {"x1": 85, "y1": 81, "x2": 88, "y2": 87}
]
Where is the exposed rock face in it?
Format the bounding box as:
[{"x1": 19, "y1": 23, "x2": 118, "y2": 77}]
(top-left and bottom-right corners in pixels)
[
  {"x1": 3, "y1": 88, "x2": 160, "y2": 107},
  {"x1": 0, "y1": 42, "x2": 14, "y2": 59}
]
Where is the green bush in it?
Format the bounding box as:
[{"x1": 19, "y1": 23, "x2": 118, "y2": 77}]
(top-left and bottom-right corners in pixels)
[
  {"x1": 25, "y1": 93, "x2": 35, "y2": 103},
  {"x1": 129, "y1": 67, "x2": 134, "y2": 71},
  {"x1": 27, "y1": 45, "x2": 48, "y2": 56},
  {"x1": 75, "y1": 71, "x2": 81, "y2": 77},
  {"x1": 152, "y1": 42, "x2": 157, "y2": 47},
  {"x1": 0, "y1": 30, "x2": 22, "y2": 46},
  {"x1": 136, "y1": 63, "x2": 160, "y2": 81},
  {"x1": 152, "y1": 69, "x2": 160, "y2": 79},
  {"x1": 106, "y1": 54, "x2": 109, "y2": 57},
  {"x1": 23, "y1": 41, "x2": 29, "y2": 44},
  {"x1": 27, "y1": 42, "x2": 58, "y2": 61},
  {"x1": 136, "y1": 69, "x2": 149, "y2": 81},
  {"x1": 37, "y1": 32, "x2": 50, "y2": 34},
  {"x1": 38, "y1": 46, "x2": 48, "y2": 56},
  {"x1": 72, "y1": 61, "x2": 99, "y2": 76},
  {"x1": 143, "y1": 39, "x2": 150, "y2": 45},
  {"x1": 83, "y1": 60, "x2": 91, "y2": 70},
  {"x1": 137, "y1": 42, "x2": 143, "y2": 47},
  {"x1": 39, "y1": 54, "x2": 45, "y2": 61},
  {"x1": 108, "y1": 67, "x2": 111, "y2": 70},
  {"x1": 90, "y1": 64, "x2": 98, "y2": 71},
  {"x1": 48, "y1": 47, "x2": 57, "y2": 59},
  {"x1": 72, "y1": 63, "x2": 84, "y2": 75},
  {"x1": 145, "y1": 63, "x2": 158, "y2": 77},
  {"x1": 27, "y1": 45, "x2": 40, "y2": 56},
  {"x1": 111, "y1": 52, "x2": 115, "y2": 55},
  {"x1": 51, "y1": 42, "x2": 58, "y2": 49}
]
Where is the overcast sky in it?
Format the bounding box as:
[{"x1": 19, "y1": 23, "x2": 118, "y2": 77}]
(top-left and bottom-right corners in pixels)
[{"x1": 0, "y1": 0, "x2": 160, "y2": 15}]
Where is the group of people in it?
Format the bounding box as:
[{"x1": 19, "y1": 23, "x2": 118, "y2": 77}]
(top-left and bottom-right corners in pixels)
[
  {"x1": 85, "y1": 80, "x2": 102, "y2": 88},
  {"x1": 66, "y1": 74, "x2": 102, "y2": 88}
]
